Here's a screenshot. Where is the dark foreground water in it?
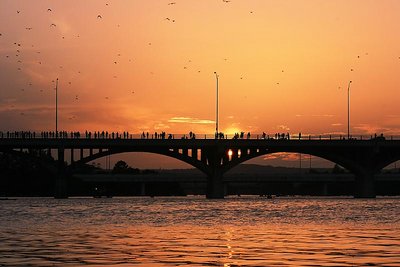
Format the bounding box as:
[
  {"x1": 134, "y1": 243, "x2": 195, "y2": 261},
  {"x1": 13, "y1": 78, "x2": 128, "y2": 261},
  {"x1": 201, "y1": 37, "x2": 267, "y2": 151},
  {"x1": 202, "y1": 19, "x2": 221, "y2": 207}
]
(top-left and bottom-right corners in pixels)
[{"x1": 0, "y1": 197, "x2": 399, "y2": 266}]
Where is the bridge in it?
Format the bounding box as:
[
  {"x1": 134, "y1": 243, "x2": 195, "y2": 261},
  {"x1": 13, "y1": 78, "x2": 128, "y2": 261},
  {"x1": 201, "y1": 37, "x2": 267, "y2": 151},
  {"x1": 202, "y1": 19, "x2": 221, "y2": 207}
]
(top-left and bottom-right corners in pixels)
[{"x1": 1, "y1": 134, "x2": 400, "y2": 198}]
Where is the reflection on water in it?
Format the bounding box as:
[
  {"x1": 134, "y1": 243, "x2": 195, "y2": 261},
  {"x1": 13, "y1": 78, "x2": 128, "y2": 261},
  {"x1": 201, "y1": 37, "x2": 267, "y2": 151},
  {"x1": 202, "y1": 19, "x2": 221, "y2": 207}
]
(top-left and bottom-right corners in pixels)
[{"x1": 1, "y1": 197, "x2": 400, "y2": 266}]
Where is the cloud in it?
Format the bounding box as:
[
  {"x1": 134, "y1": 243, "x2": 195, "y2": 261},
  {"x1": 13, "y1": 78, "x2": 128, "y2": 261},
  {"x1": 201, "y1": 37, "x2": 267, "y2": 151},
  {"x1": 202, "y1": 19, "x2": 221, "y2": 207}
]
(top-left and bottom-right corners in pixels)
[
  {"x1": 263, "y1": 152, "x2": 300, "y2": 161},
  {"x1": 312, "y1": 114, "x2": 335, "y2": 117},
  {"x1": 276, "y1": 124, "x2": 290, "y2": 131},
  {"x1": 331, "y1": 123, "x2": 342, "y2": 126},
  {"x1": 154, "y1": 123, "x2": 171, "y2": 130},
  {"x1": 295, "y1": 114, "x2": 335, "y2": 118},
  {"x1": 353, "y1": 124, "x2": 391, "y2": 135},
  {"x1": 168, "y1": 117, "x2": 214, "y2": 124}
]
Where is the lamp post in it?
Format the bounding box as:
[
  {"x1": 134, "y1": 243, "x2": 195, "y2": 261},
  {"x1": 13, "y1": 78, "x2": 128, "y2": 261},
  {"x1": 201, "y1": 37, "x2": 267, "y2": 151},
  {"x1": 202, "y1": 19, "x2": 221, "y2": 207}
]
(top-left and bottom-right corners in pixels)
[
  {"x1": 55, "y1": 78, "x2": 58, "y2": 138},
  {"x1": 347, "y1": 80, "x2": 352, "y2": 139},
  {"x1": 214, "y1": 72, "x2": 219, "y2": 138}
]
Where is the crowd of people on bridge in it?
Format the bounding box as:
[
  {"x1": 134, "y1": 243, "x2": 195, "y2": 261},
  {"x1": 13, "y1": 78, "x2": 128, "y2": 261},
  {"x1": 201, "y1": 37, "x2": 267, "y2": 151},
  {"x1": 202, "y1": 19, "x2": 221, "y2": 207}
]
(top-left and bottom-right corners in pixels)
[{"x1": 0, "y1": 130, "x2": 389, "y2": 141}]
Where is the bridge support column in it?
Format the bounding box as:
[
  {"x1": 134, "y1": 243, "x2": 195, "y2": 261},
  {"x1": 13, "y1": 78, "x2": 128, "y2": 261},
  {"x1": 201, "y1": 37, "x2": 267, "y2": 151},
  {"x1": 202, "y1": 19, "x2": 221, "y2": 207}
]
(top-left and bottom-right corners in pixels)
[
  {"x1": 321, "y1": 183, "x2": 328, "y2": 196},
  {"x1": 70, "y1": 149, "x2": 74, "y2": 163},
  {"x1": 55, "y1": 148, "x2": 68, "y2": 199},
  {"x1": 206, "y1": 170, "x2": 224, "y2": 199},
  {"x1": 140, "y1": 182, "x2": 146, "y2": 196},
  {"x1": 354, "y1": 171, "x2": 375, "y2": 198}
]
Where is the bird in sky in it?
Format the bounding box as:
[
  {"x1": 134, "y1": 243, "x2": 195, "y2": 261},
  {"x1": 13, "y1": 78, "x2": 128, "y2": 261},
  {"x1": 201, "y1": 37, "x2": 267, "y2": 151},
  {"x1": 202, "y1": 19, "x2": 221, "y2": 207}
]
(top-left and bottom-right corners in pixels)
[
  {"x1": 97, "y1": 15, "x2": 102, "y2": 19},
  {"x1": 168, "y1": 2, "x2": 176, "y2": 5},
  {"x1": 50, "y1": 23, "x2": 56, "y2": 27},
  {"x1": 17, "y1": 10, "x2": 20, "y2": 14},
  {"x1": 47, "y1": 8, "x2": 52, "y2": 12}
]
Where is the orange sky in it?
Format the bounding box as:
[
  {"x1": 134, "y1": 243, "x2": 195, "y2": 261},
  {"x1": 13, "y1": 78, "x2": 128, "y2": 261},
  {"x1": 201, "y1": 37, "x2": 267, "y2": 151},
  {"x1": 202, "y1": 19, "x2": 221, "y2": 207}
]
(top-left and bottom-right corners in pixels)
[{"x1": 1, "y1": 1, "x2": 400, "y2": 168}]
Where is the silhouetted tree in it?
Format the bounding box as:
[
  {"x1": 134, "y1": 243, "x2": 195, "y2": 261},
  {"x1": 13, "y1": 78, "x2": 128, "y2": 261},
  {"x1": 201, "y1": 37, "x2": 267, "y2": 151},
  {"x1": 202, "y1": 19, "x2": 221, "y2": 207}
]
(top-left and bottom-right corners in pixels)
[{"x1": 112, "y1": 160, "x2": 139, "y2": 174}]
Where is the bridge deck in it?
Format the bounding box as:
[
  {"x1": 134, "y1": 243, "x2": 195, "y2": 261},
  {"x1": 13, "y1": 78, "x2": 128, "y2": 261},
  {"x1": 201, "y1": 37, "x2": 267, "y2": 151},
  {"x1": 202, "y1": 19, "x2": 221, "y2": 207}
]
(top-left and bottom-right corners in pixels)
[{"x1": 1, "y1": 138, "x2": 399, "y2": 150}]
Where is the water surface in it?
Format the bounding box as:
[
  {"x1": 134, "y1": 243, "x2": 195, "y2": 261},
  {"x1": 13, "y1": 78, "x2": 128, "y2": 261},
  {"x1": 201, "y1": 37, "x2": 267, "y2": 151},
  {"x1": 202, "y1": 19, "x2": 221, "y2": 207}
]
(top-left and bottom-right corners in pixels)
[{"x1": 1, "y1": 197, "x2": 399, "y2": 266}]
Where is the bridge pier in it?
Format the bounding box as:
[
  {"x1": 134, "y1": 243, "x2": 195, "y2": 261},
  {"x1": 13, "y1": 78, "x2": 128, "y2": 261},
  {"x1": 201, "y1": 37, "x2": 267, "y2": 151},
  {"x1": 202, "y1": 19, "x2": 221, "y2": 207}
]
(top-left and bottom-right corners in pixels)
[
  {"x1": 55, "y1": 148, "x2": 68, "y2": 199},
  {"x1": 140, "y1": 182, "x2": 146, "y2": 196},
  {"x1": 354, "y1": 171, "x2": 375, "y2": 198},
  {"x1": 206, "y1": 170, "x2": 225, "y2": 199}
]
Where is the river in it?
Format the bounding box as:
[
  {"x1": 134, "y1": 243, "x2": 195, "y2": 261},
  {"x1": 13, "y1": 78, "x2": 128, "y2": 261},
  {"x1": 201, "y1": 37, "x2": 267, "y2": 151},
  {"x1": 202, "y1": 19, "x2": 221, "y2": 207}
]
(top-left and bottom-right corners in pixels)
[{"x1": 1, "y1": 197, "x2": 399, "y2": 266}]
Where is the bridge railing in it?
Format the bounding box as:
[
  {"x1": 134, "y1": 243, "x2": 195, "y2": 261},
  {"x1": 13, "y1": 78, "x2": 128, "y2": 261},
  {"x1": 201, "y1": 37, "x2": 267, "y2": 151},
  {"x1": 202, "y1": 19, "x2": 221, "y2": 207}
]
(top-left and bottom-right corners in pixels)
[{"x1": 0, "y1": 131, "x2": 398, "y2": 141}]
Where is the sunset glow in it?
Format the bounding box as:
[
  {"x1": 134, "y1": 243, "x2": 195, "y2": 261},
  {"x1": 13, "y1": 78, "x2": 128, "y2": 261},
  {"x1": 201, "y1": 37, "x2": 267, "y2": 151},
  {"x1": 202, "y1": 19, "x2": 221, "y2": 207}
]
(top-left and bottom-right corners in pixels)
[
  {"x1": 1, "y1": 0, "x2": 400, "y2": 136},
  {"x1": 2, "y1": 1, "x2": 400, "y2": 168}
]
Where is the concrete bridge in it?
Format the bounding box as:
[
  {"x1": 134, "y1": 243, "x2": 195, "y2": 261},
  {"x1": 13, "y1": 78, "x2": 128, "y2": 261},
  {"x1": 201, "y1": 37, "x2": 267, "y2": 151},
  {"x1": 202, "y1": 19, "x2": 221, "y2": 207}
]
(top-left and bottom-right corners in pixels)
[{"x1": 1, "y1": 136, "x2": 400, "y2": 198}]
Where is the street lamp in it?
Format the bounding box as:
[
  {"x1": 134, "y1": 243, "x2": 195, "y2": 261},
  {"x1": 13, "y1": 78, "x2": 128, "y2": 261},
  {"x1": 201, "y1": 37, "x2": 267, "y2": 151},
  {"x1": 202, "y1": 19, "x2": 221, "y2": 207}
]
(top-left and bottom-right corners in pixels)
[
  {"x1": 55, "y1": 78, "x2": 59, "y2": 138},
  {"x1": 214, "y1": 72, "x2": 219, "y2": 138},
  {"x1": 347, "y1": 80, "x2": 352, "y2": 139}
]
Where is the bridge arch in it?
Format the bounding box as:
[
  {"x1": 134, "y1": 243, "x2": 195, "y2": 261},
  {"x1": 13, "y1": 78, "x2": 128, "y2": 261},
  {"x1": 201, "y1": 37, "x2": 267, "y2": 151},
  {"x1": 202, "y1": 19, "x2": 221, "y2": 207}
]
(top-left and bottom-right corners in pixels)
[
  {"x1": 220, "y1": 147, "x2": 364, "y2": 176},
  {"x1": 70, "y1": 148, "x2": 209, "y2": 175},
  {"x1": 224, "y1": 151, "x2": 344, "y2": 173},
  {"x1": 375, "y1": 157, "x2": 400, "y2": 172}
]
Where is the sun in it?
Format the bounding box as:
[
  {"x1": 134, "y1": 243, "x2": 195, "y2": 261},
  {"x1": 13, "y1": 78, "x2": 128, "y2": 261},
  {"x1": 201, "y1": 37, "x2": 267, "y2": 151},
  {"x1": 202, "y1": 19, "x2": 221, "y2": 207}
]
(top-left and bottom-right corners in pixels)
[{"x1": 224, "y1": 127, "x2": 242, "y2": 136}]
